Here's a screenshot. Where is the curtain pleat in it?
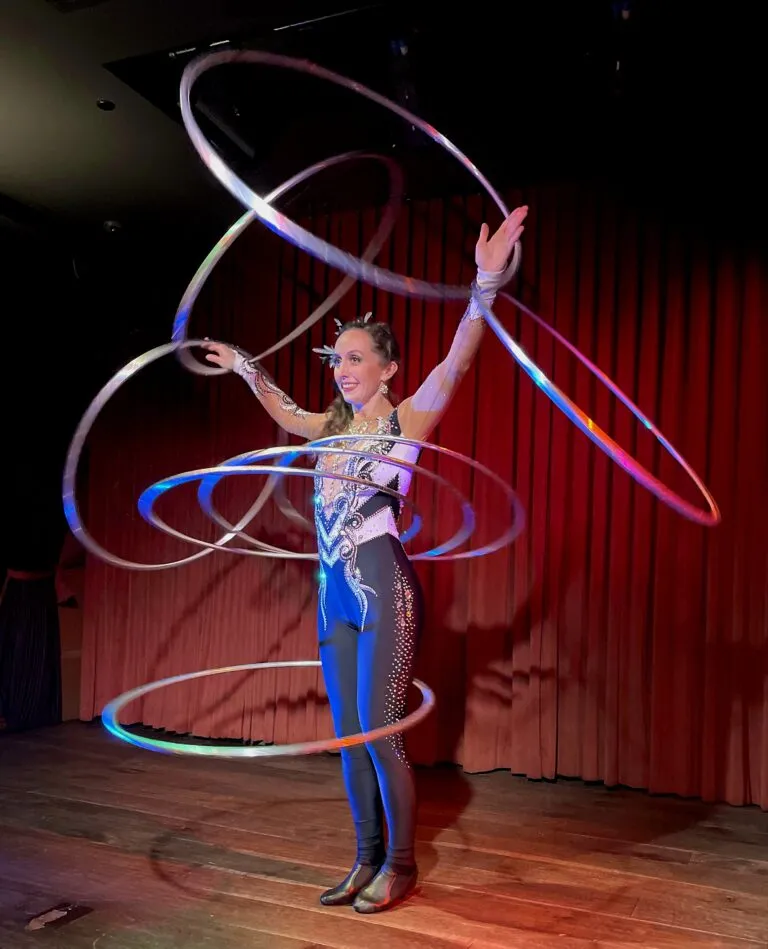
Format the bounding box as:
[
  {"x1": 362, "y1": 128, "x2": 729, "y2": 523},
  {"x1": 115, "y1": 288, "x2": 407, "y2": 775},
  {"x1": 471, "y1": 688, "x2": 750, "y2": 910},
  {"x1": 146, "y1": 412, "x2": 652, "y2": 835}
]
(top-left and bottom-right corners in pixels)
[{"x1": 78, "y1": 183, "x2": 768, "y2": 807}]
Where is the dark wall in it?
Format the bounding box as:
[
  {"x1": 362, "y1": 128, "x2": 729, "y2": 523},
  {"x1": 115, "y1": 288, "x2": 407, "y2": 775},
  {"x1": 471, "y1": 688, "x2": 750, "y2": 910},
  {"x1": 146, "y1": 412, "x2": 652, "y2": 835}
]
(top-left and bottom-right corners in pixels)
[
  {"x1": 0, "y1": 228, "x2": 74, "y2": 570},
  {"x1": 0, "y1": 216, "x2": 219, "y2": 571}
]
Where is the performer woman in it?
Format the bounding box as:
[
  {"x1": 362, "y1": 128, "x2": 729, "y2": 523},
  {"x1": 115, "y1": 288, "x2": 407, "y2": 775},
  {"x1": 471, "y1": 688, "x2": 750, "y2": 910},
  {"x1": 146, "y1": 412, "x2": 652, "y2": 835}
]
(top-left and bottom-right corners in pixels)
[{"x1": 203, "y1": 205, "x2": 527, "y2": 912}]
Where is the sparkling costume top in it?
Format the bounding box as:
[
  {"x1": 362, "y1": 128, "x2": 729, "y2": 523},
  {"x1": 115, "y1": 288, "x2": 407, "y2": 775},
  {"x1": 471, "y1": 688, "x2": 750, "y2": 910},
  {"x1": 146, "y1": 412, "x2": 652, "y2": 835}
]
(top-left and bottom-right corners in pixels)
[
  {"x1": 312, "y1": 409, "x2": 418, "y2": 630},
  {"x1": 313, "y1": 409, "x2": 416, "y2": 544},
  {"x1": 231, "y1": 267, "x2": 504, "y2": 626}
]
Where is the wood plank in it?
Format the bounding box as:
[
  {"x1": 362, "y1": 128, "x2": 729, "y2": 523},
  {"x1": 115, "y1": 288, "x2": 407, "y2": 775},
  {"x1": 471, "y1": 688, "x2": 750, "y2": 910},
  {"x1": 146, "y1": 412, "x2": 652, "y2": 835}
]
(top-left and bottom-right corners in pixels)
[
  {"x1": 0, "y1": 881, "x2": 314, "y2": 949},
  {"x1": 21, "y1": 723, "x2": 768, "y2": 843},
  {"x1": 0, "y1": 827, "x2": 473, "y2": 949},
  {"x1": 7, "y1": 788, "x2": 768, "y2": 911},
  {"x1": 4, "y1": 824, "x2": 745, "y2": 949},
  {"x1": 2, "y1": 724, "x2": 767, "y2": 948},
  {"x1": 180, "y1": 859, "x2": 766, "y2": 948},
  {"x1": 4, "y1": 775, "x2": 767, "y2": 902},
  {"x1": 4, "y1": 743, "x2": 765, "y2": 861},
  {"x1": 6, "y1": 729, "x2": 767, "y2": 852},
  {"x1": 1, "y1": 788, "x2": 765, "y2": 946},
  {"x1": 7, "y1": 726, "x2": 768, "y2": 849}
]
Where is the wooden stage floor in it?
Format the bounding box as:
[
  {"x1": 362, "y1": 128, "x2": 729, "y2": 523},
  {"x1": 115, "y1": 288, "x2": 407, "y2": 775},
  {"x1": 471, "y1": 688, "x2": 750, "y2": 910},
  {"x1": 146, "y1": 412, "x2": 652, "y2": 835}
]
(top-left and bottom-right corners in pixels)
[{"x1": 1, "y1": 723, "x2": 767, "y2": 948}]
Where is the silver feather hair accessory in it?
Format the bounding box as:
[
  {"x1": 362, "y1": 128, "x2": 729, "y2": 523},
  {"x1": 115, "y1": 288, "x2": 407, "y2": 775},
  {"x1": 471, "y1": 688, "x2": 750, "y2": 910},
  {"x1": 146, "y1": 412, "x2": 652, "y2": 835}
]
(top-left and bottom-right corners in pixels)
[
  {"x1": 311, "y1": 344, "x2": 339, "y2": 365},
  {"x1": 312, "y1": 312, "x2": 374, "y2": 364}
]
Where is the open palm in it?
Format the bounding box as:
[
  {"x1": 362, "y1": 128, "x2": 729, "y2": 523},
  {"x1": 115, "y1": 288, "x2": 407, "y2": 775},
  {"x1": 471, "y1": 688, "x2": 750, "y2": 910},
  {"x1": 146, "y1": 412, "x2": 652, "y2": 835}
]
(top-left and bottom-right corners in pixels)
[{"x1": 475, "y1": 205, "x2": 528, "y2": 272}]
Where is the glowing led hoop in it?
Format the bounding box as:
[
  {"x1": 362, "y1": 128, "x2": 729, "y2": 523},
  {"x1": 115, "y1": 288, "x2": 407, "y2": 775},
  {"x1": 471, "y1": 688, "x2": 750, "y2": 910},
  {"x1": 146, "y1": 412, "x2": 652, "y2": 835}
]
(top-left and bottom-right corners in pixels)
[
  {"x1": 194, "y1": 447, "x2": 427, "y2": 555},
  {"x1": 102, "y1": 660, "x2": 435, "y2": 758},
  {"x1": 136, "y1": 456, "x2": 428, "y2": 560},
  {"x1": 62, "y1": 338, "x2": 523, "y2": 570},
  {"x1": 194, "y1": 445, "x2": 428, "y2": 554},
  {"x1": 179, "y1": 49, "x2": 521, "y2": 305},
  {"x1": 64, "y1": 148, "x2": 405, "y2": 570},
  {"x1": 475, "y1": 292, "x2": 721, "y2": 526},
  {"x1": 63, "y1": 340, "x2": 239, "y2": 571},
  {"x1": 179, "y1": 50, "x2": 718, "y2": 525},
  {"x1": 310, "y1": 433, "x2": 526, "y2": 558},
  {"x1": 195, "y1": 437, "x2": 524, "y2": 561},
  {"x1": 172, "y1": 150, "x2": 404, "y2": 376}
]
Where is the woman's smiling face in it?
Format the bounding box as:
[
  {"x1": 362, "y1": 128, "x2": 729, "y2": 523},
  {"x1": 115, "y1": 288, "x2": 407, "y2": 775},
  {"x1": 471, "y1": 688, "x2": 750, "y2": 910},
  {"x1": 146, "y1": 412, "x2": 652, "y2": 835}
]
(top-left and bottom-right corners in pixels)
[{"x1": 333, "y1": 328, "x2": 394, "y2": 405}]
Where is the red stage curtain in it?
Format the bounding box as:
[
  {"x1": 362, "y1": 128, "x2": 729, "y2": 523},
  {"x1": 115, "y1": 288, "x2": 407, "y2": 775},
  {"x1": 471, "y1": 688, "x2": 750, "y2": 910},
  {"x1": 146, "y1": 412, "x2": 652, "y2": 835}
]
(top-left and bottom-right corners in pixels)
[{"x1": 79, "y1": 184, "x2": 768, "y2": 808}]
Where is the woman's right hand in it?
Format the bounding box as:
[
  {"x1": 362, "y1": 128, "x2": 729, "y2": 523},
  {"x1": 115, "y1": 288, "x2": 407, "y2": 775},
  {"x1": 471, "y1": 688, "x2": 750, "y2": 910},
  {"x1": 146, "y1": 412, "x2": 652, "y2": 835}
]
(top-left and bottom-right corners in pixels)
[{"x1": 201, "y1": 340, "x2": 238, "y2": 371}]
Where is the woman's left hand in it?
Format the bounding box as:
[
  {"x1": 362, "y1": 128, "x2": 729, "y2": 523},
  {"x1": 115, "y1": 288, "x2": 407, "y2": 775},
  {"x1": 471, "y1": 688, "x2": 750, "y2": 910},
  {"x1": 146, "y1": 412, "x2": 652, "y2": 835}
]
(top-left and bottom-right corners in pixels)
[{"x1": 475, "y1": 205, "x2": 528, "y2": 273}]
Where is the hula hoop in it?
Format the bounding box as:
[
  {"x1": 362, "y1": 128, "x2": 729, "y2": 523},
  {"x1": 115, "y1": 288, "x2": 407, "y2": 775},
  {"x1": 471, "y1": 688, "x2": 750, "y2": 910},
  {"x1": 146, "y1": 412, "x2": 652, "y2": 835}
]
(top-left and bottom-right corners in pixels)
[{"x1": 102, "y1": 660, "x2": 435, "y2": 758}]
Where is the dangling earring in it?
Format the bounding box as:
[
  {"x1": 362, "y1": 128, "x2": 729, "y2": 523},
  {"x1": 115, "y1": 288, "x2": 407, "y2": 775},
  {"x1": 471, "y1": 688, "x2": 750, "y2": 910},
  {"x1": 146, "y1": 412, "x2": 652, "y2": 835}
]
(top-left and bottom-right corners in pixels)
[{"x1": 378, "y1": 381, "x2": 389, "y2": 396}]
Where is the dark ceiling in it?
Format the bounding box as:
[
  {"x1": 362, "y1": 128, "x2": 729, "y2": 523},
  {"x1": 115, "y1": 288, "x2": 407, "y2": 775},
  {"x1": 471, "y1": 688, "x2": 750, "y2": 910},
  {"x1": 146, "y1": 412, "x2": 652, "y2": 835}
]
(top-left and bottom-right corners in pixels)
[{"x1": 2, "y1": 0, "x2": 765, "y2": 242}]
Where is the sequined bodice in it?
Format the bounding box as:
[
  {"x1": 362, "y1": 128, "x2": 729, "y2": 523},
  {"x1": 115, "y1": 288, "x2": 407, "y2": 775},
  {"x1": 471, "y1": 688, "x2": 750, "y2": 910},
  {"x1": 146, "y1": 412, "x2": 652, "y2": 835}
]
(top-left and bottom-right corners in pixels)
[
  {"x1": 313, "y1": 409, "x2": 419, "y2": 628},
  {"x1": 312, "y1": 409, "x2": 419, "y2": 627},
  {"x1": 315, "y1": 414, "x2": 393, "y2": 499}
]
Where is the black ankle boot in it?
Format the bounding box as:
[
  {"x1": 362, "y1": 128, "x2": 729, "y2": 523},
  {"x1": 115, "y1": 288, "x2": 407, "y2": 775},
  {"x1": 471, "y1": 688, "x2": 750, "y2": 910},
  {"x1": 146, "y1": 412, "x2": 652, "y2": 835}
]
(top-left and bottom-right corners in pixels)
[
  {"x1": 352, "y1": 864, "x2": 418, "y2": 914},
  {"x1": 319, "y1": 862, "x2": 381, "y2": 906}
]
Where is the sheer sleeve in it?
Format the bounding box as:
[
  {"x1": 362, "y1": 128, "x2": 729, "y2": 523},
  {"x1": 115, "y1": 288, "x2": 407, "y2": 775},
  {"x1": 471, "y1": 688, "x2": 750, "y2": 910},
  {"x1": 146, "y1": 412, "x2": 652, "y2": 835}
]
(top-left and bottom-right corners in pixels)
[
  {"x1": 233, "y1": 353, "x2": 328, "y2": 440},
  {"x1": 398, "y1": 267, "x2": 506, "y2": 442}
]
